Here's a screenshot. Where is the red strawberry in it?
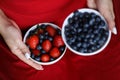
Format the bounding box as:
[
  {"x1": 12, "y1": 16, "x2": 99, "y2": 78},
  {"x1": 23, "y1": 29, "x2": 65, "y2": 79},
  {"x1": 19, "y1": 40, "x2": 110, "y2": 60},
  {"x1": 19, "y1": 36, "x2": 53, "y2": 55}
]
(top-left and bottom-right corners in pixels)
[
  {"x1": 53, "y1": 35, "x2": 64, "y2": 47},
  {"x1": 26, "y1": 35, "x2": 39, "y2": 49},
  {"x1": 50, "y1": 47, "x2": 61, "y2": 58},
  {"x1": 46, "y1": 26, "x2": 56, "y2": 37},
  {"x1": 32, "y1": 49, "x2": 40, "y2": 56},
  {"x1": 37, "y1": 28, "x2": 44, "y2": 34},
  {"x1": 41, "y1": 54, "x2": 50, "y2": 62},
  {"x1": 42, "y1": 40, "x2": 52, "y2": 52}
]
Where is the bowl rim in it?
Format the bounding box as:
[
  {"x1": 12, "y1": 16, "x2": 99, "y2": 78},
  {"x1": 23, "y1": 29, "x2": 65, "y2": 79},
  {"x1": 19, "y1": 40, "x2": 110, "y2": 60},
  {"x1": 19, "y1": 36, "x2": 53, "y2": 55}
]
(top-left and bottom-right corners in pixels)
[
  {"x1": 23, "y1": 23, "x2": 67, "y2": 65},
  {"x1": 62, "y1": 8, "x2": 111, "y2": 56}
]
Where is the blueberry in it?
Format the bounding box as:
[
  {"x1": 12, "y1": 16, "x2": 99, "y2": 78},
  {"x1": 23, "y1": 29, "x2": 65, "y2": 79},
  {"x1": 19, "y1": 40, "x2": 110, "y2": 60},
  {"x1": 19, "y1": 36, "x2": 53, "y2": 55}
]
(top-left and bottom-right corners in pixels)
[
  {"x1": 84, "y1": 12, "x2": 90, "y2": 19},
  {"x1": 71, "y1": 45, "x2": 78, "y2": 51},
  {"x1": 84, "y1": 24, "x2": 89, "y2": 28},
  {"x1": 99, "y1": 20, "x2": 105, "y2": 26},
  {"x1": 29, "y1": 30, "x2": 36, "y2": 35},
  {"x1": 83, "y1": 28, "x2": 88, "y2": 32},
  {"x1": 80, "y1": 33, "x2": 85, "y2": 39},
  {"x1": 68, "y1": 17, "x2": 74, "y2": 24},
  {"x1": 93, "y1": 25, "x2": 98, "y2": 30},
  {"x1": 77, "y1": 36, "x2": 82, "y2": 41},
  {"x1": 84, "y1": 38, "x2": 88, "y2": 42},
  {"x1": 59, "y1": 46, "x2": 65, "y2": 52},
  {"x1": 41, "y1": 49, "x2": 46, "y2": 54},
  {"x1": 82, "y1": 43, "x2": 88, "y2": 48},
  {"x1": 95, "y1": 16, "x2": 101, "y2": 23},
  {"x1": 94, "y1": 36, "x2": 100, "y2": 41},
  {"x1": 44, "y1": 35, "x2": 49, "y2": 40},
  {"x1": 40, "y1": 24, "x2": 47, "y2": 29},
  {"x1": 74, "y1": 23, "x2": 79, "y2": 28},
  {"x1": 88, "y1": 29, "x2": 93, "y2": 34},
  {"x1": 50, "y1": 58, "x2": 54, "y2": 61},
  {"x1": 65, "y1": 26, "x2": 69, "y2": 31},
  {"x1": 44, "y1": 31, "x2": 49, "y2": 36},
  {"x1": 74, "y1": 16, "x2": 80, "y2": 21},
  {"x1": 70, "y1": 37, "x2": 76, "y2": 43},
  {"x1": 78, "y1": 48, "x2": 84, "y2": 53},
  {"x1": 57, "y1": 29, "x2": 61, "y2": 35},
  {"x1": 39, "y1": 39, "x2": 43, "y2": 44},
  {"x1": 31, "y1": 53, "x2": 35, "y2": 59},
  {"x1": 34, "y1": 56, "x2": 40, "y2": 62},
  {"x1": 67, "y1": 39, "x2": 72, "y2": 46},
  {"x1": 89, "y1": 38, "x2": 94, "y2": 45},
  {"x1": 48, "y1": 36, "x2": 53, "y2": 41},
  {"x1": 87, "y1": 49, "x2": 93, "y2": 53},
  {"x1": 79, "y1": 12, "x2": 84, "y2": 18},
  {"x1": 39, "y1": 34, "x2": 44, "y2": 40},
  {"x1": 77, "y1": 27, "x2": 82, "y2": 33},
  {"x1": 37, "y1": 45, "x2": 42, "y2": 50},
  {"x1": 83, "y1": 48, "x2": 88, "y2": 53},
  {"x1": 79, "y1": 18, "x2": 83, "y2": 23},
  {"x1": 36, "y1": 24, "x2": 41, "y2": 29},
  {"x1": 71, "y1": 30, "x2": 76, "y2": 35},
  {"x1": 93, "y1": 30, "x2": 99, "y2": 34},
  {"x1": 85, "y1": 34, "x2": 91, "y2": 39},
  {"x1": 74, "y1": 10, "x2": 80, "y2": 17},
  {"x1": 96, "y1": 45, "x2": 101, "y2": 49},
  {"x1": 65, "y1": 32, "x2": 70, "y2": 38},
  {"x1": 105, "y1": 31, "x2": 109, "y2": 36},
  {"x1": 91, "y1": 46, "x2": 97, "y2": 51},
  {"x1": 89, "y1": 18, "x2": 95, "y2": 26},
  {"x1": 98, "y1": 40, "x2": 105, "y2": 45},
  {"x1": 92, "y1": 39, "x2": 97, "y2": 44},
  {"x1": 90, "y1": 34, "x2": 95, "y2": 38},
  {"x1": 76, "y1": 43, "x2": 82, "y2": 48},
  {"x1": 90, "y1": 12, "x2": 96, "y2": 18}
]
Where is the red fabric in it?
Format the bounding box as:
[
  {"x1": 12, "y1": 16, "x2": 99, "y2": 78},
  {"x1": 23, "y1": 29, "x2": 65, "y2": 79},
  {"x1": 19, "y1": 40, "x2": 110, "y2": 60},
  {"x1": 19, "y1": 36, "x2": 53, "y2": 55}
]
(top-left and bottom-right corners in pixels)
[{"x1": 0, "y1": 0, "x2": 120, "y2": 80}]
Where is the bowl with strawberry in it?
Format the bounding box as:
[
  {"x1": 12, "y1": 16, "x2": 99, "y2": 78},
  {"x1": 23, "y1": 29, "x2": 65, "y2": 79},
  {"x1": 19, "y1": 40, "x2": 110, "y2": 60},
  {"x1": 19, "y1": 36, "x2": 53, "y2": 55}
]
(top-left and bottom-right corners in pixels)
[
  {"x1": 62, "y1": 8, "x2": 111, "y2": 56},
  {"x1": 24, "y1": 23, "x2": 66, "y2": 65}
]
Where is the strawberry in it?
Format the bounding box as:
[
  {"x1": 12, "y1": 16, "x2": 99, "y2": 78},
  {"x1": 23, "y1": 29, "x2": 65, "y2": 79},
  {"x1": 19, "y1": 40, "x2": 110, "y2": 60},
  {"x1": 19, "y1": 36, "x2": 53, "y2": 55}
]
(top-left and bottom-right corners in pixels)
[
  {"x1": 32, "y1": 49, "x2": 40, "y2": 56},
  {"x1": 53, "y1": 35, "x2": 65, "y2": 47},
  {"x1": 46, "y1": 26, "x2": 56, "y2": 37},
  {"x1": 42, "y1": 40, "x2": 52, "y2": 52},
  {"x1": 37, "y1": 28, "x2": 44, "y2": 34},
  {"x1": 50, "y1": 47, "x2": 61, "y2": 58},
  {"x1": 41, "y1": 54, "x2": 50, "y2": 62},
  {"x1": 26, "y1": 35, "x2": 39, "y2": 49}
]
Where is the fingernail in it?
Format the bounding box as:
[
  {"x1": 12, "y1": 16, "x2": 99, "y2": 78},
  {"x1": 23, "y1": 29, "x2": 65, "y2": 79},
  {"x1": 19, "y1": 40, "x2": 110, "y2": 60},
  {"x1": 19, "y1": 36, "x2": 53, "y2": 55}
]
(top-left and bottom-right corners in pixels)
[
  {"x1": 37, "y1": 66, "x2": 44, "y2": 70},
  {"x1": 25, "y1": 53, "x2": 30, "y2": 59},
  {"x1": 112, "y1": 27, "x2": 117, "y2": 35},
  {"x1": 40, "y1": 66, "x2": 44, "y2": 70}
]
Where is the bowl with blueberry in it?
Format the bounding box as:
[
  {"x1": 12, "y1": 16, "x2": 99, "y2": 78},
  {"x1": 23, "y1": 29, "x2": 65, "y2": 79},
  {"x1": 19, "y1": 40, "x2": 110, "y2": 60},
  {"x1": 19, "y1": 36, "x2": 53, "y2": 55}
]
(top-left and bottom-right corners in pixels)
[
  {"x1": 24, "y1": 23, "x2": 66, "y2": 65},
  {"x1": 62, "y1": 8, "x2": 111, "y2": 56}
]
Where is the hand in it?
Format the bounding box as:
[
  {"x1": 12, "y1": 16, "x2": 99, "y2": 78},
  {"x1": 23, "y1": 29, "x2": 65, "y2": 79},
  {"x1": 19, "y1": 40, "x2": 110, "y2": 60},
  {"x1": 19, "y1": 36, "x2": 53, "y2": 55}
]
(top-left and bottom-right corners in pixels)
[
  {"x1": 87, "y1": 0, "x2": 117, "y2": 35},
  {"x1": 0, "y1": 9, "x2": 43, "y2": 70}
]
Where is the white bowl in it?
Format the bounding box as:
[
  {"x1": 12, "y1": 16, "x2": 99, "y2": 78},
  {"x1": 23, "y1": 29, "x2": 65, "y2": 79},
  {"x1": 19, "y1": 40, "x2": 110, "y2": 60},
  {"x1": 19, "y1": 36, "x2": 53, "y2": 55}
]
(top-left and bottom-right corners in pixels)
[
  {"x1": 24, "y1": 23, "x2": 67, "y2": 65},
  {"x1": 62, "y1": 8, "x2": 111, "y2": 56}
]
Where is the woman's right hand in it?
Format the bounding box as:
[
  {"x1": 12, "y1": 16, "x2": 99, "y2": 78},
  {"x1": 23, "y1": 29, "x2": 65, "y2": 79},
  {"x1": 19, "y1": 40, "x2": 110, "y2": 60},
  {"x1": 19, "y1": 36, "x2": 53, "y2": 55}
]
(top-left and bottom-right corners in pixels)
[{"x1": 0, "y1": 9, "x2": 43, "y2": 70}]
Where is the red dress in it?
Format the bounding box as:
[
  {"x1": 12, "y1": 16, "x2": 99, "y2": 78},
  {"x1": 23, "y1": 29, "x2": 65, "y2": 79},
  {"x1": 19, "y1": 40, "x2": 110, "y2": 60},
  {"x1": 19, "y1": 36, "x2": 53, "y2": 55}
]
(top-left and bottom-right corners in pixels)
[{"x1": 0, "y1": 0, "x2": 120, "y2": 80}]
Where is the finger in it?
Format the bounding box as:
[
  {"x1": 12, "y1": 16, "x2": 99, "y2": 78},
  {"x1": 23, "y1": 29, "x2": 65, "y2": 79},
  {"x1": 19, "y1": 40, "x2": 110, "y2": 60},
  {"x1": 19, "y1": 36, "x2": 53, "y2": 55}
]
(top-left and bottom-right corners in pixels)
[
  {"x1": 9, "y1": 19, "x2": 22, "y2": 34},
  {"x1": 87, "y1": 0, "x2": 97, "y2": 9},
  {"x1": 109, "y1": 0, "x2": 115, "y2": 20},
  {"x1": 11, "y1": 48, "x2": 43, "y2": 70},
  {"x1": 99, "y1": 9, "x2": 117, "y2": 35}
]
